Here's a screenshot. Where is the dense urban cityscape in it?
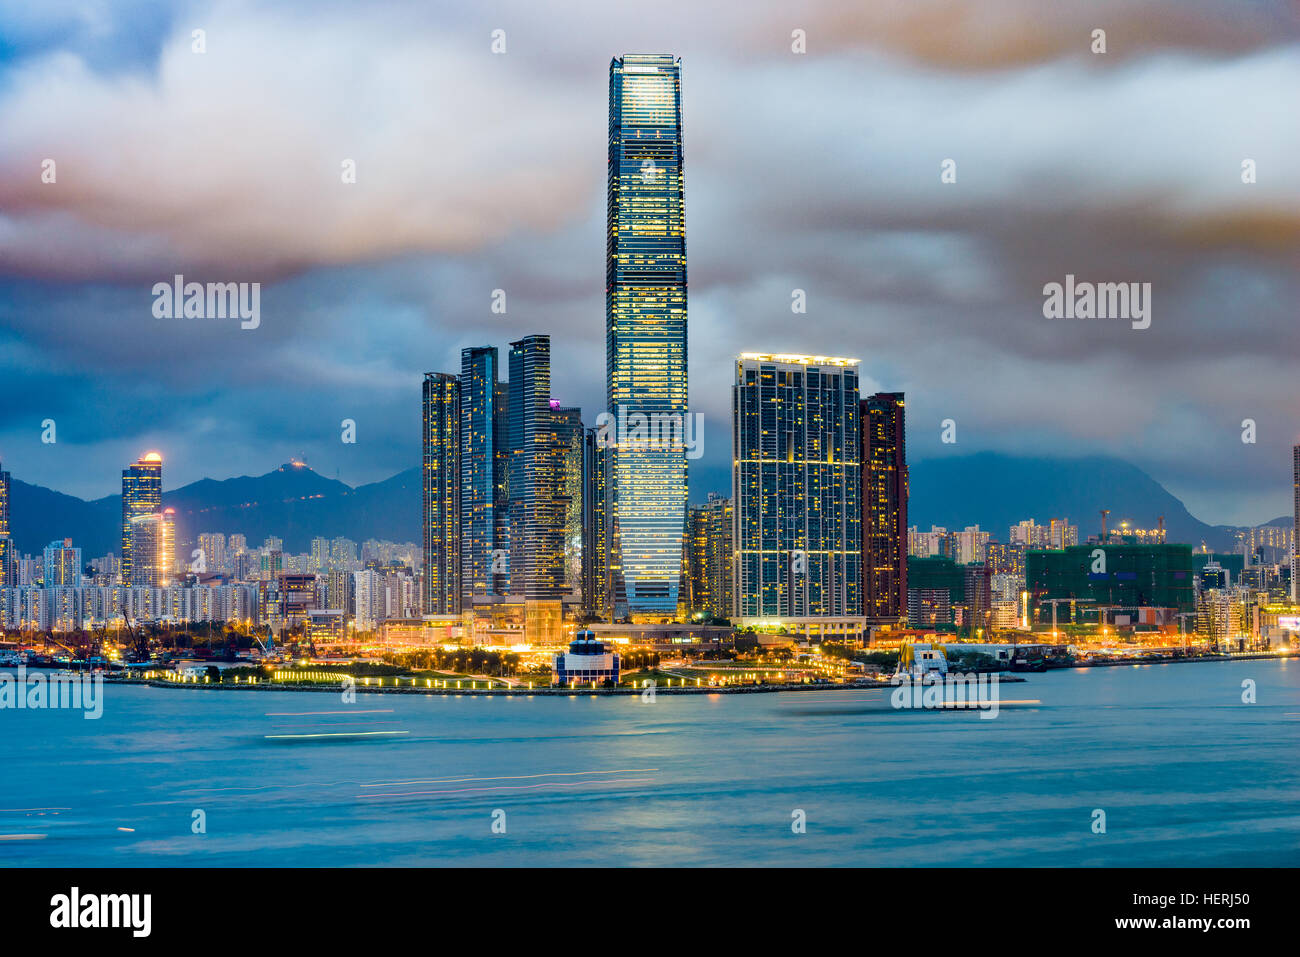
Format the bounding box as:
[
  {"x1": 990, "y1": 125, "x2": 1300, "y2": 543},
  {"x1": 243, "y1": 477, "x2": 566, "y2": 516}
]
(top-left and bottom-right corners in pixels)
[{"x1": 0, "y1": 53, "x2": 1294, "y2": 689}]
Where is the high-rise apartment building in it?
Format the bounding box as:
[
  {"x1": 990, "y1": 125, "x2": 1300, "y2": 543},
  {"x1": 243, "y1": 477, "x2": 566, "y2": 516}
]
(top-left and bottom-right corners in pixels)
[
  {"x1": 43, "y1": 538, "x2": 82, "y2": 589},
  {"x1": 0, "y1": 460, "x2": 11, "y2": 588},
  {"x1": 685, "y1": 492, "x2": 734, "y2": 620},
  {"x1": 508, "y1": 336, "x2": 567, "y2": 600},
  {"x1": 459, "y1": 346, "x2": 511, "y2": 599},
  {"x1": 197, "y1": 532, "x2": 227, "y2": 575},
  {"x1": 606, "y1": 54, "x2": 688, "y2": 619},
  {"x1": 732, "y1": 354, "x2": 862, "y2": 618},
  {"x1": 310, "y1": 536, "x2": 329, "y2": 573},
  {"x1": 582, "y1": 427, "x2": 610, "y2": 617},
  {"x1": 1293, "y1": 446, "x2": 1300, "y2": 603},
  {"x1": 129, "y1": 509, "x2": 174, "y2": 588},
  {"x1": 861, "y1": 392, "x2": 907, "y2": 621},
  {"x1": 553, "y1": 406, "x2": 585, "y2": 599},
  {"x1": 422, "y1": 372, "x2": 460, "y2": 614}
]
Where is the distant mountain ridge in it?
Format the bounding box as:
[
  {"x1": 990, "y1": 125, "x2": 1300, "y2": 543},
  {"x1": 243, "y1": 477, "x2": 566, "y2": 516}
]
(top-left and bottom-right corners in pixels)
[
  {"x1": 4, "y1": 453, "x2": 1282, "y2": 558},
  {"x1": 9, "y1": 462, "x2": 422, "y2": 557},
  {"x1": 908, "y1": 452, "x2": 1256, "y2": 552}
]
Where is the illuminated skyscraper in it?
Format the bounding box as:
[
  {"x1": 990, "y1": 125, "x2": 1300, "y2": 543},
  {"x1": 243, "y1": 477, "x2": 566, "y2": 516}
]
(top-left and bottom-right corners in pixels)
[
  {"x1": 121, "y1": 452, "x2": 163, "y2": 586},
  {"x1": 0, "y1": 461, "x2": 12, "y2": 587},
  {"x1": 862, "y1": 393, "x2": 908, "y2": 621},
  {"x1": 460, "y1": 346, "x2": 510, "y2": 598},
  {"x1": 422, "y1": 372, "x2": 460, "y2": 614},
  {"x1": 606, "y1": 53, "x2": 688, "y2": 619},
  {"x1": 732, "y1": 354, "x2": 862, "y2": 618},
  {"x1": 129, "y1": 510, "x2": 174, "y2": 588},
  {"x1": 1292, "y1": 445, "x2": 1300, "y2": 603},
  {"x1": 685, "y1": 493, "x2": 734, "y2": 620},
  {"x1": 553, "y1": 405, "x2": 585, "y2": 599},
  {"x1": 582, "y1": 427, "x2": 610, "y2": 616},
  {"x1": 508, "y1": 336, "x2": 567, "y2": 600}
]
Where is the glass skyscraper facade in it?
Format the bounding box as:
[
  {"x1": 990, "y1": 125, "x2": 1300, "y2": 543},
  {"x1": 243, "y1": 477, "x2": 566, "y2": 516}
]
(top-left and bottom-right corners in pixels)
[
  {"x1": 861, "y1": 392, "x2": 908, "y2": 621},
  {"x1": 508, "y1": 336, "x2": 567, "y2": 600},
  {"x1": 582, "y1": 427, "x2": 610, "y2": 617},
  {"x1": 121, "y1": 452, "x2": 163, "y2": 587},
  {"x1": 459, "y1": 346, "x2": 510, "y2": 599},
  {"x1": 0, "y1": 461, "x2": 11, "y2": 588},
  {"x1": 553, "y1": 405, "x2": 585, "y2": 600},
  {"x1": 732, "y1": 354, "x2": 862, "y2": 618},
  {"x1": 1292, "y1": 445, "x2": 1299, "y2": 603},
  {"x1": 685, "y1": 492, "x2": 734, "y2": 620},
  {"x1": 422, "y1": 372, "x2": 460, "y2": 614},
  {"x1": 605, "y1": 54, "x2": 688, "y2": 619},
  {"x1": 128, "y1": 510, "x2": 173, "y2": 588}
]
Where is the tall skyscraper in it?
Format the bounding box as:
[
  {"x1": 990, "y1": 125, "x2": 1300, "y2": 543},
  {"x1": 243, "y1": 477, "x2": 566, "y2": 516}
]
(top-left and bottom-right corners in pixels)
[
  {"x1": 1292, "y1": 445, "x2": 1299, "y2": 603},
  {"x1": 422, "y1": 372, "x2": 460, "y2": 614},
  {"x1": 861, "y1": 392, "x2": 908, "y2": 622},
  {"x1": 685, "y1": 493, "x2": 734, "y2": 620},
  {"x1": 508, "y1": 336, "x2": 567, "y2": 600},
  {"x1": 0, "y1": 460, "x2": 11, "y2": 588},
  {"x1": 733, "y1": 354, "x2": 862, "y2": 618},
  {"x1": 121, "y1": 451, "x2": 163, "y2": 586},
  {"x1": 553, "y1": 405, "x2": 585, "y2": 599},
  {"x1": 129, "y1": 510, "x2": 173, "y2": 588},
  {"x1": 606, "y1": 54, "x2": 688, "y2": 620},
  {"x1": 460, "y1": 346, "x2": 510, "y2": 599},
  {"x1": 582, "y1": 427, "x2": 610, "y2": 617}
]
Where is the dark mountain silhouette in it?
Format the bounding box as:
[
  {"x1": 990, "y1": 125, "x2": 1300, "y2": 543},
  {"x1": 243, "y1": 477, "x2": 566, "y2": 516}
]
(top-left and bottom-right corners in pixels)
[
  {"x1": 8, "y1": 462, "x2": 422, "y2": 556},
  {"x1": 4, "y1": 454, "x2": 1281, "y2": 559},
  {"x1": 908, "y1": 452, "x2": 1249, "y2": 552}
]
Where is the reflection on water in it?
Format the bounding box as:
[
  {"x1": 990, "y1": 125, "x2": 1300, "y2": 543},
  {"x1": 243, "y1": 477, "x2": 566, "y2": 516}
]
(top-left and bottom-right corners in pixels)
[{"x1": 1, "y1": 660, "x2": 1297, "y2": 866}]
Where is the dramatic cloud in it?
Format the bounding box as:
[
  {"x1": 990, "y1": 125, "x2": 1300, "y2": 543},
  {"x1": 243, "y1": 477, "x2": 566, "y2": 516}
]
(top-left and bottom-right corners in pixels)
[{"x1": 0, "y1": 0, "x2": 1295, "y2": 527}]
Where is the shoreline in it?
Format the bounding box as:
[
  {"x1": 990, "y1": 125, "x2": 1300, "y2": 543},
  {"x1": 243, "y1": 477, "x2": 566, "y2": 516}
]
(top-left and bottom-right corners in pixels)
[
  {"x1": 8, "y1": 651, "x2": 1286, "y2": 697},
  {"x1": 104, "y1": 678, "x2": 923, "y2": 696},
  {"x1": 104, "y1": 675, "x2": 1030, "y2": 696}
]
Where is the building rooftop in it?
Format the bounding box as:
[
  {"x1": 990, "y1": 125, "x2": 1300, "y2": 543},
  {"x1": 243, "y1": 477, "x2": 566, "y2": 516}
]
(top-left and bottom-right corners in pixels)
[{"x1": 738, "y1": 353, "x2": 860, "y2": 367}]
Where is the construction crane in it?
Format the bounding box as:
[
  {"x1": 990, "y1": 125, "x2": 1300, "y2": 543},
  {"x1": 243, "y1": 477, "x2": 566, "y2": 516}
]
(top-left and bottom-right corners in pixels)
[
  {"x1": 252, "y1": 625, "x2": 276, "y2": 659},
  {"x1": 119, "y1": 597, "x2": 150, "y2": 662},
  {"x1": 1040, "y1": 597, "x2": 1095, "y2": 638}
]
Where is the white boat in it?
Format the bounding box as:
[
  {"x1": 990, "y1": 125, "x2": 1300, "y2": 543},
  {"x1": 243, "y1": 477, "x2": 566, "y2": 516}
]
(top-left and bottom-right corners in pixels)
[{"x1": 895, "y1": 643, "x2": 949, "y2": 681}]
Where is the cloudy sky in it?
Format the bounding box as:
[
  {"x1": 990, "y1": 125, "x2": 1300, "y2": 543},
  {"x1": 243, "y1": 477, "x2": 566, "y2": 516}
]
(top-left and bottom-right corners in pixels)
[{"x1": 0, "y1": 0, "x2": 1296, "y2": 525}]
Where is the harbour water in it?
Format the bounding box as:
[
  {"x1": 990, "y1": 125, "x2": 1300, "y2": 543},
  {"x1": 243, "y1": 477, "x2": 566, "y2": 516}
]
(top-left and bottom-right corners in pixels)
[{"x1": 2, "y1": 658, "x2": 1296, "y2": 866}]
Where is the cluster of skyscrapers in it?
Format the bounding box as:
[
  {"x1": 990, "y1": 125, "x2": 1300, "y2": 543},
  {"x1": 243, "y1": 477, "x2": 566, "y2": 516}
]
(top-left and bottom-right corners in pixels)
[
  {"x1": 422, "y1": 336, "x2": 584, "y2": 622},
  {"x1": 420, "y1": 57, "x2": 912, "y2": 636},
  {"x1": 7, "y1": 53, "x2": 1293, "y2": 653},
  {"x1": 423, "y1": 56, "x2": 695, "y2": 632}
]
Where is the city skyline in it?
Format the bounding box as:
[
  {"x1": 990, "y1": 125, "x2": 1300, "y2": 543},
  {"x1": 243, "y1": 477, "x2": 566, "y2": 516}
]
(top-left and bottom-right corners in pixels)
[{"x1": 1, "y1": 1, "x2": 1297, "y2": 526}]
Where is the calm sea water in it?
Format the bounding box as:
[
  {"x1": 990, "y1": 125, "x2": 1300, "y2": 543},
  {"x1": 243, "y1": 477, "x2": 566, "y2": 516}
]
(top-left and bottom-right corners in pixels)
[{"x1": 2, "y1": 659, "x2": 1297, "y2": 867}]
